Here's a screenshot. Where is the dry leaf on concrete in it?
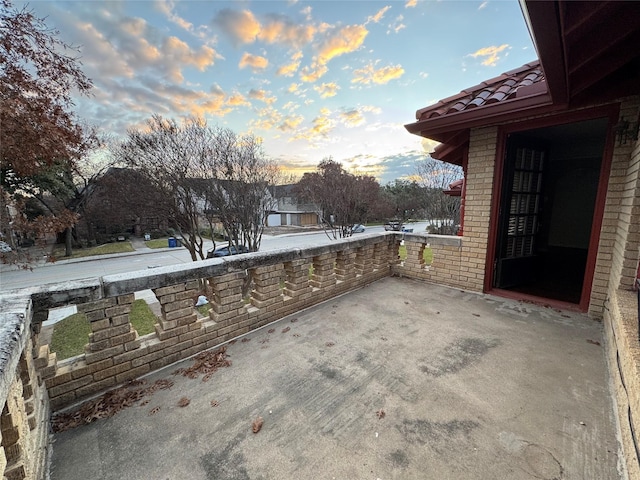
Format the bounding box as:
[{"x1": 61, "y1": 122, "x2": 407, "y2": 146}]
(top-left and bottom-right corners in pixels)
[{"x1": 252, "y1": 416, "x2": 264, "y2": 433}]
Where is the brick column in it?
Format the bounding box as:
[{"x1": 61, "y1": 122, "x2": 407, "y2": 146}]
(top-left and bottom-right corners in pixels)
[
  {"x1": 153, "y1": 281, "x2": 200, "y2": 342},
  {"x1": 335, "y1": 249, "x2": 357, "y2": 282},
  {"x1": 404, "y1": 240, "x2": 426, "y2": 276},
  {"x1": 78, "y1": 295, "x2": 139, "y2": 365},
  {"x1": 208, "y1": 273, "x2": 249, "y2": 339},
  {"x1": 355, "y1": 245, "x2": 374, "y2": 276},
  {"x1": 250, "y1": 264, "x2": 284, "y2": 309},
  {"x1": 372, "y1": 242, "x2": 385, "y2": 271},
  {"x1": 311, "y1": 252, "x2": 336, "y2": 289},
  {"x1": 283, "y1": 260, "x2": 312, "y2": 298}
]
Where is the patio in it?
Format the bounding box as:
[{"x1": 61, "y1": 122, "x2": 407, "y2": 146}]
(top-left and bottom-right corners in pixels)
[{"x1": 50, "y1": 277, "x2": 621, "y2": 480}]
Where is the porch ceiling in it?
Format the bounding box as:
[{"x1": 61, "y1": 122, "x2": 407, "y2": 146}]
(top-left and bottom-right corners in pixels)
[{"x1": 50, "y1": 278, "x2": 620, "y2": 480}]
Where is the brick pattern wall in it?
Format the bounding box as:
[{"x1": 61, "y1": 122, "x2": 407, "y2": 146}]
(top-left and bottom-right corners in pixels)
[
  {"x1": 394, "y1": 235, "x2": 465, "y2": 289},
  {"x1": 590, "y1": 97, "x2": 640, "y2": 314},
  {"x1": 43, "y1": 236, "x2": 398, "y2": 411},
  {"x1": 599, "y1": 96, "x2": 640, "y2": 478},
  {"x1": 0, "y1": 345, "x2": 50, "y2": 480},
  {"x1": 456, "y1": 127, "x2": 498, "y2": 292}
]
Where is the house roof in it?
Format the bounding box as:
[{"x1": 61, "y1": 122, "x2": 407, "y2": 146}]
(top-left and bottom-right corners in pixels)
[
  {"x1": 415, "y1": 61, "x2": 546, "y2": 122},
  {"x1": 406, "y1": 0, "x2": 640, "y2": 166}
]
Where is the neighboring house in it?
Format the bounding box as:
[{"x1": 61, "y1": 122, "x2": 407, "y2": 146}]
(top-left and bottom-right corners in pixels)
[
  {"x1": 267, "y1": 184, "x2": 319, "y2": 227},
  {"x1": 405, "y1": 2, "x2": 640, "y2": 474}
]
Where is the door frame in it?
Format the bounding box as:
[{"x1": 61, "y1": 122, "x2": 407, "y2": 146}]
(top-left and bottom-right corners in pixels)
[{"x1": 484, "y1": 104, "x2": 620, "y2": 311}]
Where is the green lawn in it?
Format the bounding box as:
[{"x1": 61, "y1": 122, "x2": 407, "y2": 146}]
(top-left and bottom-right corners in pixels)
[
  {"x1": 51, "y1": 242, "x2": 134, "y2": 259},
  {"x1": 398, "y1": 244, "x2": 433, "y2": 264},
  {"x1": 145, "y1": 238, "x2": 171, "y2": 249},
  {"x1": 50, "y1": 300, "x2": 158, "y2": 360}
]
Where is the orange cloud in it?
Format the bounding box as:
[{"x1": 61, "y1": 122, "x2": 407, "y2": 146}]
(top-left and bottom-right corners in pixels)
[
  {"x1": 405, "y1": 0, "x2": 417, "y2": 7},
  {"x1": 368, "y1": 6, "x2": 391, "y2": 24},
  {"x1": 248, "y1": 88, "x2": 276, "y2": 104},
  {"x1": 277, "y1": 114, "x2": 304, "y2": 131},
  {"x1": 214, "y1": 9, "x2": 260, "y2": 44},
  {"x1": 469, "y1": 44, "x2": 509, "y2": 66},
  {"x1": 259, "y1": 21, "x2": 316, "y2": 48},
  {"x1": 239, "y1": 52, "x2": 269, "y2": 71},
  {"x1": 226, "y1": 92, "x2": 251, "y2": 107},
  {"x1": 287, "y1": 83, "x2": 300, "y2": 93},
  {"x1": 340, "y1": 109, "x2": 365, "y2": 127},
  {"x1": 277, "y1": 52, "x2": 303, "y2": 76},
  {"x1": 314, "y1": 82, "x2": 340, "y2": 98},
  {"x1": 317, "y1": 25, "x2": 368, "y2": 65},
  {"x1": 352, "y1": 63, "x2": 404, "y2": 85},
  {"x1": 299, "y1": 63, "x2": 328, "y2": 83}
]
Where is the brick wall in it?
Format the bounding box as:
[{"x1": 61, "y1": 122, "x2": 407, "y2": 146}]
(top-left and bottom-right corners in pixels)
[
  {"x1": 459, "y1": 126, "x2": 498, "y2": 292},
  {"x1": 599, "y1": 96, "x2": 640, "y2": 478}
]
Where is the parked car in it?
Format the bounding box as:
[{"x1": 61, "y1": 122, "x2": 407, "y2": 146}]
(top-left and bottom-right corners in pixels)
[
  {"x1": 0, "y1": 241, "x2": 12, "y2": 253},
  {"x1": 351, "y1": 224, "x2": 365, "y2": 234},
  {"x1": 384, "y1": 220, "x2": 403, "y2": 231},
  {"x1": 206, "y1": 244, "x2": 250, "y2": 258}
]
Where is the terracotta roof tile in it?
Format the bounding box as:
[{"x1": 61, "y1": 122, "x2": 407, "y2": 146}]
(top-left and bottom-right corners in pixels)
[{"x1": 416, "y1": 61, "x2": 545, "y2": 121}]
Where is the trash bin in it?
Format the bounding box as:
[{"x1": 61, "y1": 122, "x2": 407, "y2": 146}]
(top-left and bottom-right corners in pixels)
[
  {"x1": 168, "y1": 237, "x2": 177, "y2": 248},
  {"x1": 176, "y1": 238, "x2": 182, "y2": 247},
  {"x1": 144, "y1": 233, "x2": 151, "y2": 241}
]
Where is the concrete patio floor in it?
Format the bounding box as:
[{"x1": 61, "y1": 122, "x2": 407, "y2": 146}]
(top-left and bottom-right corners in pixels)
[{"x1": 50, "y1": 277, "x2": 624, "y2": 480}]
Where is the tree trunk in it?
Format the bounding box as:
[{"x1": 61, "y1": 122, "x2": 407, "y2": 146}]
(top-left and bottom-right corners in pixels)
[{"x1": 64, "y1": 227, "x2": 73, "y2": 257}]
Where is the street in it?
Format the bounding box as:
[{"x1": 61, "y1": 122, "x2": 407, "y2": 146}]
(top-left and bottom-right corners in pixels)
[{"x1": 0, "y1": 223, "x2": 429, "y2": 293}]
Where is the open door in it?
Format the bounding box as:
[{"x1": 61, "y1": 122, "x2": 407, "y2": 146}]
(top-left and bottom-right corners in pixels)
[
  {"x1": 494, "y1": 139, "x2": 547, "y2": 289},
  {"x1": 490, "y1": 116, "x2": 610, "y2": 307}
]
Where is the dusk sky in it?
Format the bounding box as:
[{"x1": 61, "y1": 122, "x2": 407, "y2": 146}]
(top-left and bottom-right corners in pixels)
[{"x1": 24, "y1": 0, "x2": 536, "y2": 183}]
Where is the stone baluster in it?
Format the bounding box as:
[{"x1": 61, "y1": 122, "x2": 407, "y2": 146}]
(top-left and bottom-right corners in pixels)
[
  {"x1": 80, "y1": 295, "x2": 139, "y2": 365},
  {"x1": 335, "y1": 249, "x2": 357, "y2": 283},
  {"x1": 251, "y1": 264, "x2": 284, "y2": 309},
  {"x1": 209, "y1": 272, "x2": 249, "y2": 341},
  {"x1": 311, "y1": 252, "x2": 337, "y2": 289},
  {"x1": 283, "y1": 260, "x2": 312, "y2": 299},
  {"x1": 153, "y1": 281, "x2": 200, "y2": 342}
]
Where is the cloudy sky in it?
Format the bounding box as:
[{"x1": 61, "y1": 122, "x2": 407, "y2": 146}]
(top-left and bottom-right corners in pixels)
[{"x1": 24, "y1": 0, "x2": 535, "y2": 183}]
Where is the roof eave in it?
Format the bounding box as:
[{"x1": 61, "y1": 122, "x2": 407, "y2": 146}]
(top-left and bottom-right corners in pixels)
[{"x1": 405, "y1": 92, "x2": 558, "y2": 141}]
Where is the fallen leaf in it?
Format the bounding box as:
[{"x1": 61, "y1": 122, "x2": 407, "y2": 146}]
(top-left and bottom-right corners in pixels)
[
  {"x1": 149, "y1": 406, "x2": 160, "y2": 416},
  {"x1": 325, "y1": 342, "x2": 335, "y2": 347},
  {"x1": 268, "y1": 328, "x2": 275, "y2": 333},
  {"x1": 376, "y1": 409, "x2": 386, "y2": 419},
  {"x1": 586, "y1": 339, "x2": 601, "y2": 346},
  {"x1": 282, "y1": 327, "x2": 290, "y2": 333},
  {"x1": 291, "y1": 318, "x2": 298, "y2": 323},
  {"x1": 241, "y1": 337, "x2": 251, "y2": 343},
  {"x1": 211, "y1": 400, "x2": 219, "y2": 407},
  {"x1": 178, "y1": 397, "x2": 190, "y2": 408},
  {"x1": 252, "y1": 416, "x2": 264, "y2": 433}
]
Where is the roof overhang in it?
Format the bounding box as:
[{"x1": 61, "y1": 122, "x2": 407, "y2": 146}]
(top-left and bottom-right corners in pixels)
[{"x1": 406, "y1": 1, "x2": 640, "y2": 165}]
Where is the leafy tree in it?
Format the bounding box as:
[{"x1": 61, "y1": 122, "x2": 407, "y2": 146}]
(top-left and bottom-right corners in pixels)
[
  {"x1": 295, "y1": 158, "x2": 379, "y2": 239},
  {"x1": 415, "y1": 156, "x2": 463, "y2": 234},
  {"x1": 380, "y1": 180, "x2": 427, "y2": 222},
  {"x1": 0, "y1": 0, "x2": 94, "y2": 254}
]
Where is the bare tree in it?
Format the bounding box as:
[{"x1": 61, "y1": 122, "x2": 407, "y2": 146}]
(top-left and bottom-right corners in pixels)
[
  {"x1": 197, "y1": 128, "x2": 279, "y2": 253},
  {"x1": 295, "y1": 158, "x2": 380, "y2": 239},
  {"x1": 415, "y1": 156, "x2": 463, "y2": 234},
  {"x1": 115, "y1": 116, "x2": 280, "y2": 260},
  {"x1": 115, "y1": 115, "x2": 210, "y2": 261}
]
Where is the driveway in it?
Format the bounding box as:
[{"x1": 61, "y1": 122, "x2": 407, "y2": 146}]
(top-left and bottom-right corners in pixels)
[{"x1": 50, "y1": 277, "x2": 622, "y2": 480}]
